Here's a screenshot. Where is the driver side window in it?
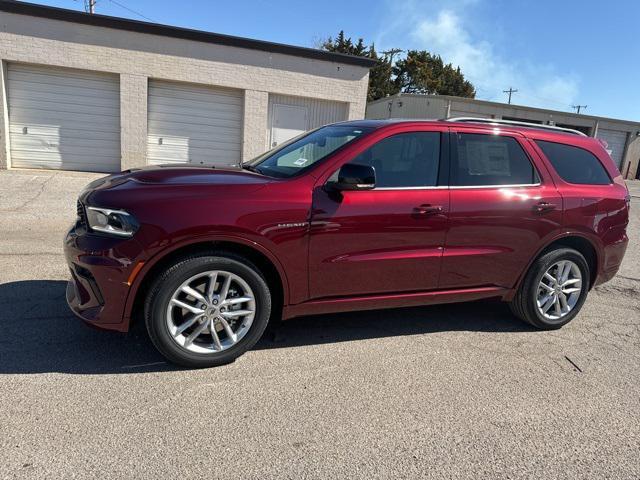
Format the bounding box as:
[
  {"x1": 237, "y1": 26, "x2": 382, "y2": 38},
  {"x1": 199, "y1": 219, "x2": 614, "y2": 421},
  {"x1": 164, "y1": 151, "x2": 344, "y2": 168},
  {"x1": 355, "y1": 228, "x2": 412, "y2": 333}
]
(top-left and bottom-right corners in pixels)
[{"x1": 349, "y1": 132, "x2": 441, "y2": 188}]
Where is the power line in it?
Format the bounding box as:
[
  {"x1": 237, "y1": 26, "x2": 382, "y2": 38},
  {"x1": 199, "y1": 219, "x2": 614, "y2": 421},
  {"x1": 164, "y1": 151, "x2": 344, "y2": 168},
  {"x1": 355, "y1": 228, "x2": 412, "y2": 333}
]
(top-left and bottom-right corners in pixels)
[
  {"x1": 107, "y1": 0, "x2": 154, "y2": 22},
  {"x1": 503, "y1": 87, "x2": 518, "y2": 104},
  {"x1": 572, "y1": 104, "x2": 587, "y2": 114}
]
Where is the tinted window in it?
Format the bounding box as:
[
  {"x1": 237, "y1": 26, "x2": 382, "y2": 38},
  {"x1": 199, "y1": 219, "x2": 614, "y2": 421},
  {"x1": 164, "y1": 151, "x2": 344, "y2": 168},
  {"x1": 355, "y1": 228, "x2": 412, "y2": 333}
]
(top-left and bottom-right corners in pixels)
[
  {"x1": 349, "y1": 132, "x2": 441, "y2": 188},
  {"x1": 452, "y1": 133, "x2": 539, "y2": 186},
  {"x1": 536, "y1": 140, "x2": 611, "y2": 185}
]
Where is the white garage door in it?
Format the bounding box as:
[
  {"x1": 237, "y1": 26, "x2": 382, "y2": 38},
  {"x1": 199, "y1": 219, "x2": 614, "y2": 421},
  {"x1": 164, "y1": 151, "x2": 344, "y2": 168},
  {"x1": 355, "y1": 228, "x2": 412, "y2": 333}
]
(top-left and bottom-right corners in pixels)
[
  {"x1": 267, "y1": 94, "x2": 348, "y2": 149},
  {"x1": 596, "y1": 128, "x2": 628, "y2": 169},
  {"x1": 147, "y1": 80, "x2": 243, "y2": 167},
  {"x1": 7, "y1": 64, "x2": 120, "y2": 172}
]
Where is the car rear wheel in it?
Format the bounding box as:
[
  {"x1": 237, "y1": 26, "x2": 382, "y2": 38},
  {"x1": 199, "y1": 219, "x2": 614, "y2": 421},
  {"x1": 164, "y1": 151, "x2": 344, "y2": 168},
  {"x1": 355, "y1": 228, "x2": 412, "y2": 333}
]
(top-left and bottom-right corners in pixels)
[
  {"x1": 145, "y1": 252, "x2": 271, "y2": 368},
  {"x1": 509, "y1": 248, "x2": 589, "y2": 329}
]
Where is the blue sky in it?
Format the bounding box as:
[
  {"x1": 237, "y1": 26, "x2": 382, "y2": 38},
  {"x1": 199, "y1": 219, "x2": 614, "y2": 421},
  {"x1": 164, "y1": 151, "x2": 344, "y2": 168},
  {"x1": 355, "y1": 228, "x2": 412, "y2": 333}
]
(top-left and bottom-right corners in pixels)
[{"x1": 32, "y1": 0, "x2": 639, "y2": 120}]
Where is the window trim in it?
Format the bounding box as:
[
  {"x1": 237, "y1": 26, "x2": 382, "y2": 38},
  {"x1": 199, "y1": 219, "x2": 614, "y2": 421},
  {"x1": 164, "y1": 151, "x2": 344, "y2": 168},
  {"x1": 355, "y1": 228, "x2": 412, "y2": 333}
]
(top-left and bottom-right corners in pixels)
[
  {"x1": 449, "y1": 131, "x2": 542, "y2": 188},
  {"x1": 534, "y1": 139, "x2": 613, "y2": 186},
  {"x1": 341, "y1": 130, "x2": 448, "y2": 191}
]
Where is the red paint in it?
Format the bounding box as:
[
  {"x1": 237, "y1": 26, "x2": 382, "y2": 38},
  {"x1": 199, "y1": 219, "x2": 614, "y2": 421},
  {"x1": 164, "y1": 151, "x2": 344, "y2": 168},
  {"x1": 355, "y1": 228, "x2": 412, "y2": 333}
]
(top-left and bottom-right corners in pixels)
[{"x1": 64, "y1": 120, "x2": 629, "y2": 332}]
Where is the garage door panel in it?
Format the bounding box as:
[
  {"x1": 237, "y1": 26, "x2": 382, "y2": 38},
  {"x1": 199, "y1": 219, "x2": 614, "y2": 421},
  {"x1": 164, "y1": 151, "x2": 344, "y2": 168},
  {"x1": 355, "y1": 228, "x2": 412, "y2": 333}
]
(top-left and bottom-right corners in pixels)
[
  {"x1": 9, "y1": 67, "x2": 119, "y2": 91},
  {"x1": 149, "y1": 149, "x2": 238, "y2": 166},
  {"x1": 8, "y1": 64, "x2": 120, "y2": 172},
  {"x1": 150, "y1": 83, "x2": 241, "y2": 102},
  {"x1": 148, "y1": 79, "x2": 243, "y2": 166},
  {"x1": 10, "y1": 123, "x2": 120, "y2": 140},
  {"x1": 148, "y1": 135, "x2": 240, "y2": 149},
  {"x1": 9, "y1": 88, "x2": 120, "y2": 109},
  {"x1": 8, "y1": 80, "x2": 119, "y2": 103},
  {"x1": 10, "y1": 115, "x2": 119, "y2": 135},
  {"x1": 596, "y1": 128, "x2": 627, "y2": 169},
  {"x1": 11, "y1": 134, "x2": 120, "y2": 151},
  {"x1": 149, "y1": 102, "x2": 240, "y2": 119},
  {"x1": 148, "y1": 118, "x2": 241, "y2": 135},
  {"x1": 150, "y1": 94, "x2": 242, "y2": 110},
  {"x1": 10, "y1": 100, "x2": 119, "y2": 119}
]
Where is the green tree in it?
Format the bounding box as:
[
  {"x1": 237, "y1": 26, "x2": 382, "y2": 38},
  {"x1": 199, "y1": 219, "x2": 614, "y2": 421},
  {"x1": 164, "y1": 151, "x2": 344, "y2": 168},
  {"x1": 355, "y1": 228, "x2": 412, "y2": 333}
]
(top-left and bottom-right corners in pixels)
[
  {"x1": 393, "y1": 50, "x2": 475, "y2": 98},
  {"x1": 320, "y1": 33, "x2": 476, "y2": 101}
]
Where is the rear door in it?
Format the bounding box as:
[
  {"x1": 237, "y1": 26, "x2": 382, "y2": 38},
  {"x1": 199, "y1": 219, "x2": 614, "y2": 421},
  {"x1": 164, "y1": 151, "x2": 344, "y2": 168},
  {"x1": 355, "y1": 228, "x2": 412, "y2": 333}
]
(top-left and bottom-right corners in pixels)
[
  {"x1": 309, "y1": 126, "x2": 449, "y2": 298},
  {"x1": 441, "y1": 128, "x2": 562, "y2": 290}
]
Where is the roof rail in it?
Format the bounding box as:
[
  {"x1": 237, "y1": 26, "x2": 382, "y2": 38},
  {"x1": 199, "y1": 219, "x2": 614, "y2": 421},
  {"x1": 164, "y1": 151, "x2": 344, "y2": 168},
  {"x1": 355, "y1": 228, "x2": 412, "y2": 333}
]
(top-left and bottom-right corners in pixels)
[{"x1": 445, "y1": 117, "x2": 588, "y2": 136}]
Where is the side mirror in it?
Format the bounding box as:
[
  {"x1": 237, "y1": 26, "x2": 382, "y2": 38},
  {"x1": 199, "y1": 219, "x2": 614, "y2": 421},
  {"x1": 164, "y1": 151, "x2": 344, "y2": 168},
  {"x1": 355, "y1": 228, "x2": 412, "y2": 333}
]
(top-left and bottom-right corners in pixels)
[{"x1": 326, "y1": 163, "x2": 376, "y2": 191}]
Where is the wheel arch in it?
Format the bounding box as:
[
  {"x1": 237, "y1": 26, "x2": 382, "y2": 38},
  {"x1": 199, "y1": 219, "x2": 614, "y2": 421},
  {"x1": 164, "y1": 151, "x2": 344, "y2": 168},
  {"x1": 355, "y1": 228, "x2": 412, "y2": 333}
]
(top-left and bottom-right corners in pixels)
[
  {"x1": 509, "y1": 232, "x2": 600, "y2": 299},
  {"x1": 124, "y1": 237, "x2": 288, "y2": 329}
]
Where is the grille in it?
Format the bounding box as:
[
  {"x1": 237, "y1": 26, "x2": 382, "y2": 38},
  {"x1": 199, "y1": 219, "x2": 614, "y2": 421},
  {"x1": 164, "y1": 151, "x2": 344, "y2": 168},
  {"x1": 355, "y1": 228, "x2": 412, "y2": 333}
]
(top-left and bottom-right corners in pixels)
[{"x1": 76, "y1": 201, "x2": 88, "y2": 229}]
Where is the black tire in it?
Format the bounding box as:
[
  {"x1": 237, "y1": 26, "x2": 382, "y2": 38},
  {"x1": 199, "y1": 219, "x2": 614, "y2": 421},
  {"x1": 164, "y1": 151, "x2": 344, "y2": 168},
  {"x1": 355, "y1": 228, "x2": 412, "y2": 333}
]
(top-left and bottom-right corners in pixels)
[
  {"x1": 144, "y1": 252, "x2": 271, "y2": 368},
  {"x1": 509, "y1": 248, "x2": 590, "y2": 330}
]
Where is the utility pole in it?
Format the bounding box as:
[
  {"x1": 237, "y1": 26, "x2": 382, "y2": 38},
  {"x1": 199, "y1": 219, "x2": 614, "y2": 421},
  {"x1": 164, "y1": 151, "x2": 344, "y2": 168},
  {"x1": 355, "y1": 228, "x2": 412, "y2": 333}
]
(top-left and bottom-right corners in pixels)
[
  {"x1": 572, "y1": 105, "x2": 587, "y2": 114},
  {"x1": 381, "y1": 48, "x2": 403, "y2": 63},
  {"x1": 503, "y1": 87, "x2": 518, "y2": 104},
  {"x1": 84, "y1": 0, "x2": 96, "y2": 14}
]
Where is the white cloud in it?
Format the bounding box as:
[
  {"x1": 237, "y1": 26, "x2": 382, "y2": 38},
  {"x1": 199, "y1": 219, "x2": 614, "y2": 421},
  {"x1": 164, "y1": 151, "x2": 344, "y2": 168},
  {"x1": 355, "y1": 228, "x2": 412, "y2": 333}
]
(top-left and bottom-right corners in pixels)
[{"x1": 384, "y1": 5, "x2": 580, "y2": 111}]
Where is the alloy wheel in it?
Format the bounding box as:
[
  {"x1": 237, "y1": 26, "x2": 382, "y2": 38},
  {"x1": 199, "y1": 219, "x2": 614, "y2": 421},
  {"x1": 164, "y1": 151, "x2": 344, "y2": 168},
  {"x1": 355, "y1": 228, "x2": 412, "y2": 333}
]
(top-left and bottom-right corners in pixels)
[
  {"x1": 166, "y1": 270, "x2": 256, "y2": 354},
  {"x1": 536, "y1": 260, "x2": 583, "y2": 322}
]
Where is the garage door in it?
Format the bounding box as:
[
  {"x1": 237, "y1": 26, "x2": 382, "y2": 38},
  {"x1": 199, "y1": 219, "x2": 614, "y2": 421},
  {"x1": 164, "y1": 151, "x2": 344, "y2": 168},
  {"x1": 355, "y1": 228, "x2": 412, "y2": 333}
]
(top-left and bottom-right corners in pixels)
[
  {"x1": 7, "y1": 64, "x2": 120, "y2": 172},
  {"x1": 596, "y1": 128, "x2": 628, "y2": 169},
  {"x1": 147, "y1": 80, "x2": 243, "y2": 167}
]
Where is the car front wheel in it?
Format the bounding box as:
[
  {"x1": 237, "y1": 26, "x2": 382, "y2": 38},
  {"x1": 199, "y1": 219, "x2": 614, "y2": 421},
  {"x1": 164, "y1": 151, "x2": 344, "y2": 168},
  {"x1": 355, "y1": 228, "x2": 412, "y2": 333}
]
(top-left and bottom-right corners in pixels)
[
  {"x1": 145, "y1": 252, "x2": 271, "y2": 368},
  {"x1": 509, "y1": 247, "x2": 590, "y2": 329}
]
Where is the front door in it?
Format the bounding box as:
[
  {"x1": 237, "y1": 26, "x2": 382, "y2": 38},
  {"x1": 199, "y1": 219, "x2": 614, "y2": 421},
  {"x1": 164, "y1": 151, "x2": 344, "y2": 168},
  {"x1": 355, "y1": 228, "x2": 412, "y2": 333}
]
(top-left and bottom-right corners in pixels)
[
  {"x1": 440, "y1": 129, "x2": 563, "y2": 289},
  {"x1": 309, "y1": 128, "x2": 449, "y2": 299},
  {"x1": 270, "y1": 104, "x2": 308, "y2": 149}
]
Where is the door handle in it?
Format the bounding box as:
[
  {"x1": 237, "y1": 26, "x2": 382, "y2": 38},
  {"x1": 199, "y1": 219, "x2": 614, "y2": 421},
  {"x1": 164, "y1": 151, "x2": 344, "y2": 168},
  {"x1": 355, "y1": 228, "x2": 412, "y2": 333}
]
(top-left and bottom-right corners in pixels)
[
  {"x1": 533, "y1": 201, "x2": 557, "y2": 214},
  {"x1": 414, "y1": 204, "x2": 443, "y2": 215}
]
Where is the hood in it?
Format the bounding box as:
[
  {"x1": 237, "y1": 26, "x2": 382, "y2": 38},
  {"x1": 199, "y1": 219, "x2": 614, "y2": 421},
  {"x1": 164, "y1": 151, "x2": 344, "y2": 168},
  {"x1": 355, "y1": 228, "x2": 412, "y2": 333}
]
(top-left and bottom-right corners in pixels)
[{"x1": 86, "y1": 164, "x2": 272, "y2": 191}]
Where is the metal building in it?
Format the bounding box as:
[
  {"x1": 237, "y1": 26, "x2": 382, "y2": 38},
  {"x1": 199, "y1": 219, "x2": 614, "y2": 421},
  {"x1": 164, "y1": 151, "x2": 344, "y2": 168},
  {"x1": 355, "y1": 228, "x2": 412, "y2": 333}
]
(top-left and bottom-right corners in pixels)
[{"x1": 367, "y1": 93, "x2": 640, "y2": 179}]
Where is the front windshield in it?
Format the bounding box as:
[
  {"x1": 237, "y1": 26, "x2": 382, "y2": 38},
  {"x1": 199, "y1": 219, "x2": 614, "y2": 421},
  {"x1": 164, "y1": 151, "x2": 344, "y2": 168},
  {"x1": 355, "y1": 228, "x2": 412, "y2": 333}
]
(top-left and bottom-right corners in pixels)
[{"x1": 246, "y1": 125, "x2": 372, "y2": 178}]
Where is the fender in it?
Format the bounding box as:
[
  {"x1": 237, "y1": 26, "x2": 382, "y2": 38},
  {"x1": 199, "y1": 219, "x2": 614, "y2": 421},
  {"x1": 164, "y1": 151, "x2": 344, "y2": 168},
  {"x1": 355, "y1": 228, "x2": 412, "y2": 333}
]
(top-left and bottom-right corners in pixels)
[
  {"x1": 121, "y1": 232, "x2": 291, "y2": 324},
  {"x1": 504, "y1": 229, "x2": 602, "y2": 301}
]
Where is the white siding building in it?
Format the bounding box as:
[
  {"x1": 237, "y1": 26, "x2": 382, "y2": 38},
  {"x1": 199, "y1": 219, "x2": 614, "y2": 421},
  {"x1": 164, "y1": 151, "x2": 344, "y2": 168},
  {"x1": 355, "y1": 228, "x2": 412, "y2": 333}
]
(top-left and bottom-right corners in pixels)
[
  {"x1": 0, "y1": 1, "x2": 373, "y2": 173},
  {"x1": 367, "y1": 93, "x2": 640, "y2": 179}
]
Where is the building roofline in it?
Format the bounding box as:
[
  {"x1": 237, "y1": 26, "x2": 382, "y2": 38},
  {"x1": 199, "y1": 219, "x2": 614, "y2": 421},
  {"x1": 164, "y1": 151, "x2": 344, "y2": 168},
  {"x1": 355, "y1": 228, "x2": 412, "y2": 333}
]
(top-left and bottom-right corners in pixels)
[
  {"x1": 368, "y1": 93, "x2": 640, "y2": 128},
  {"x1": 0, "y1": 0, "x2": 377, "y2": 68}
]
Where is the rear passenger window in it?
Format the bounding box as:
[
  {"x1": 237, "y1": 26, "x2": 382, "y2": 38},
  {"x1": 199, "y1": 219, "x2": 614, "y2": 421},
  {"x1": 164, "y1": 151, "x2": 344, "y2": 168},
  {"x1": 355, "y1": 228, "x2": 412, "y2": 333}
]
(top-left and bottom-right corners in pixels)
[
  {"x1": 536, "y1": 140, "x2": 611, "y2": 185},
  {"x1": 452, "y1": 133, "x2": 539, "y2": 186},
  {"x1": 350, "y1": 132, "x2": 440, "y2": 188}
]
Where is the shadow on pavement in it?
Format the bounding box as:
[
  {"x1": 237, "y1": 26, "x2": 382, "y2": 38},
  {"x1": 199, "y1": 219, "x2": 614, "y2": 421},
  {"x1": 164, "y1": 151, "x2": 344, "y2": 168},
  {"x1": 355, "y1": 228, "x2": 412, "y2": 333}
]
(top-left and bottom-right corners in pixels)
[{"x1": 0, "y1": 280, "x2": 533, "y2": 375}]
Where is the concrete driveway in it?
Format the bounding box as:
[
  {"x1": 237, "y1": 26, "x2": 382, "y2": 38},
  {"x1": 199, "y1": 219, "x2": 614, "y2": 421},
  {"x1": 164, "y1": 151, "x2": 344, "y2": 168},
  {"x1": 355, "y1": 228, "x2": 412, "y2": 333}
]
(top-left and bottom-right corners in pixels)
[{"x1": 1, "y1": 169, "x2": 639, "y2": 479}]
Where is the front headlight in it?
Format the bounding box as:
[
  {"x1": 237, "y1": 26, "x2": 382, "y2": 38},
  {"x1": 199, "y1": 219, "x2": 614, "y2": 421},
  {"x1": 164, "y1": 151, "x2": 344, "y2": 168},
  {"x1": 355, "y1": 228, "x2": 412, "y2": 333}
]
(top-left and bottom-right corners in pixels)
[{"x1": 85, "y1": 206, "x2": 139, "y2": 237}]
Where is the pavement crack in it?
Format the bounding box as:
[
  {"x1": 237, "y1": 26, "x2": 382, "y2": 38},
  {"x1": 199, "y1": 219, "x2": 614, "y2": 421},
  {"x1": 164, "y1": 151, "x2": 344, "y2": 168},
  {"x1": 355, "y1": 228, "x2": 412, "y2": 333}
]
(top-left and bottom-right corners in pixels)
[
  {"x1": 563, "y1": 355, "x2": 583, "y2": 372},
  {"x1": 2, "y1": 173, "x2": 57, "y2": 212}
]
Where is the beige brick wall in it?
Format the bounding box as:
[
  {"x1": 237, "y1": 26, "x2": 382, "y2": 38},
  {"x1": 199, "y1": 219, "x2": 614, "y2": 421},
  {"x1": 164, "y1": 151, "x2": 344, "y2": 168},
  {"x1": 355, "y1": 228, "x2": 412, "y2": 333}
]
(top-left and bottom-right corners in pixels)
[
  {"x1": 242, "y1": 90, "x2": 269, "y2": 162},
  {"x1": 120, "y1": 74, "x2": 148, "y2": 171},
  {"x1": 0, "y1": 12, "x2": 370, "y2": 170}
]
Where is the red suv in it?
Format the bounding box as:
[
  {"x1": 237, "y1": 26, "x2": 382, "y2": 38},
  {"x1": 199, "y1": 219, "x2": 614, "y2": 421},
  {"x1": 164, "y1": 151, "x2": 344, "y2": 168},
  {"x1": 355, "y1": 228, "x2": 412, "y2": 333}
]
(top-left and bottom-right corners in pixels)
[{"x1": 65, "y1": 119, "x2": 630, "y2": 367}]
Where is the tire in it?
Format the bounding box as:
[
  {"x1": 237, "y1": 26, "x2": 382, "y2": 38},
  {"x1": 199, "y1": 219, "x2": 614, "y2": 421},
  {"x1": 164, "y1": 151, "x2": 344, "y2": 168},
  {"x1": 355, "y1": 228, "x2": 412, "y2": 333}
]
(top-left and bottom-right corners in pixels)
[
  {"x1": 509, "y1": 248, "x2": 590, "y2": 330},
  {"x1": 144, "y1": 252, "x2": 271, "y2": 368}
]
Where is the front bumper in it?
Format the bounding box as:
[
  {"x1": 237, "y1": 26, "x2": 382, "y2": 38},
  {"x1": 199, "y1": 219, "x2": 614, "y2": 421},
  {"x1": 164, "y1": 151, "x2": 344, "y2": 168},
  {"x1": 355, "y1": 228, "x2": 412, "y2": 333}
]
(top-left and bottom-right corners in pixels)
[{"x1": 64, "y1": 223, "x2": 145, "y2": 332}]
